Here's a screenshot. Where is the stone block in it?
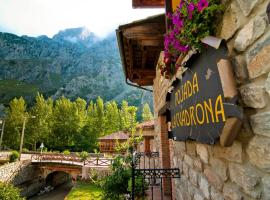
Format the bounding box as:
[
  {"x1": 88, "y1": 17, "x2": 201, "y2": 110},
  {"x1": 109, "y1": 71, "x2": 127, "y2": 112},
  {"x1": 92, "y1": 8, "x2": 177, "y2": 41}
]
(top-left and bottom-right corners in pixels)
[
  {"x1": 229, "y1": 163, "x2": 260, "y2": 193},
  {"x1": 209, "y1": 158, "x2": 228, "y2": 181},
  {"x1": 173, "y1": 141, "x2": 186, "y2": 160},
  {"x1": 194, "y1": 158, "x2": 203, "y2": 172},
  {"x1": 236, "y1": 0, "x2": 264, "y2": 16},
  {"x1": 246, "y1": 31, "x2": 270, "y2": 65},
  {"x1": 213, "y1": 141, "x2": 243, "y2": 163},
  {"x1": 247, "y1": 44, "x2": 270, "y2": 79},
  {"x1": 199, "y1": 176, "x2": 210, "y2": 199},
  {"x1": 223, "y1": 183, "x2": 243, "y2": 200},
  {"x1": 250, "y1": 112, "x2": 270, "y2": 137},
  {"x1": 232, "y1": 55, "x2": 248, "y2": 82},
  {"x1": 265, "y1": 73, "x2": 270, "y2": 97},
  {"x1": 184, "y1": 154, "x2": 194, "y2": 168},
  {"x1": 187, "y1": 181, "x2": 196, "y2": 197},
  {"x1": 211, "y1": 187, "x2": 225, "y2": 200},
  {"x1": 186, "y1": 141, "x2": 197, "y2": 156},
  {"x1": 204, "y1": 167, "x2": 223, "y2": 191},
  {"x1": 219, "y1": 2, "x2": 243, "y2": 40},
  {"x1": 262, "y1": 176, "x2": 270, "y2": 200},
  {"x1": 182, "y1": 162, "x2": 189, "y2": 177},
  {"x1": 189, "y1": 168, "x2": 198, "y2": 186},
  {"x1": 240, "y1": 83, "x2": 266, "y2": 108},
  {"x1": 196, "y1": 144, "x2": 209, "y2": 164},
  {"x1": 177, "y1": 176, "x2": 192, "y2": 200},
  {"x1": 234, "y1": 15, "x2": 267, "y2": 51},
  {"x1": 247, "y1": 135, "x2": 270, "y2": 172},
  {"x1": 194, "y1": 193, "x2": 205, "y2": 200}
]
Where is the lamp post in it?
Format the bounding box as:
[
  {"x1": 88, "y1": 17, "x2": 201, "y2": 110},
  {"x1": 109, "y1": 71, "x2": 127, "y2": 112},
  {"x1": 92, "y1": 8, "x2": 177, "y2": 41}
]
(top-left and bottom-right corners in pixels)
[
  {"x1": 40, "y1": 143, "x2": 44, "y2": 154},
  {"x1": 19, "y1": 115, "x2": 36, "y2": 160},
  {"x1": 0, "y1": 119, "x2": 5, "y2": 150},
  {"x1": 131, "y1": 150, "x2": 137, "y2": 200}
]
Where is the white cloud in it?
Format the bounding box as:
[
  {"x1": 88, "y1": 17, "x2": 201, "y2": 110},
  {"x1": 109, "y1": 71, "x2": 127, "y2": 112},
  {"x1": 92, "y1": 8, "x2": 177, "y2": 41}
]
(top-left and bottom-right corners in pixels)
[{"x1": 0, "y1": 0, "x2": 164, "y2": 37}]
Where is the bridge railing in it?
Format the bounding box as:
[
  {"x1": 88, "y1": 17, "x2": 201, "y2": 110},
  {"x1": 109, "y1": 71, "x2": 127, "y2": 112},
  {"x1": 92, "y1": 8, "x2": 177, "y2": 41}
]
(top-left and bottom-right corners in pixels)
[{"x1": 31, "y1": 153, "x2": 113, "y2": 167}]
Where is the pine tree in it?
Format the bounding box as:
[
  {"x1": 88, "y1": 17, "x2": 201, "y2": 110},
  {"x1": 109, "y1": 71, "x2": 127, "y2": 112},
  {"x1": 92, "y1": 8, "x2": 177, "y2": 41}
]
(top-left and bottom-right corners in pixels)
[{"x1": 142, "y1": 103, "x2": 153, "y2": 121}]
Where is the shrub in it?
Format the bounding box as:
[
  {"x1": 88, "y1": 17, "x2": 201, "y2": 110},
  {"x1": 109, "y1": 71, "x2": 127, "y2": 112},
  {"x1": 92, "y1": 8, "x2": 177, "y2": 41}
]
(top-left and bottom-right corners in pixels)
[
  {"x1": 79, "y1": 151, "x2": 89, "y2": 162},
  {"x1": 9, "y1": 151, "x2": 19, "y2": 162},
  {"x1": 22, "y1": 148, "x2": 29, "y2": 152},
  {"x1": 0, "y1": 182, "x2": 25, "y2": 200},
  {"x1": 62, "y1": 150, "x2": 70, "y2": 155}
]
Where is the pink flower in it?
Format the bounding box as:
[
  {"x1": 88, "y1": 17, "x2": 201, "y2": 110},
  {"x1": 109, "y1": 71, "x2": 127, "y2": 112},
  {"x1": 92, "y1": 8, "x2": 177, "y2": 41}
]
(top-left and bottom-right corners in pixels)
[
  {"x1": 187, "y1": 3, "x2": 195, "y2": 19},
  {"x1": 172, "y1": 14, "x2": 183, "y2": 28},
  {"x1": 197, "y1": 0, "x2": 209, "y2": 12}
]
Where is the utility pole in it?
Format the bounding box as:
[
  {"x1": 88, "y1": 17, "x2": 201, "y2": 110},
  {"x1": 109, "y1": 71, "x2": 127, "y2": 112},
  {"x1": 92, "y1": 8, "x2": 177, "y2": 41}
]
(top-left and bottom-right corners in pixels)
[
  {"x1": 19, "y1": 117, "x2": 27, "y2": 161},
  {"x1": 0, "y1": 120, "x2": 5, "y2": 150}
]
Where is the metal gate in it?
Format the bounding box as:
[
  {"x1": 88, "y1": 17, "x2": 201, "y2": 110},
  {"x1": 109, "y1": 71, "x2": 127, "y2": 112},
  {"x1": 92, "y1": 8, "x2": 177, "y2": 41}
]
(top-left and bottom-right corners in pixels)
[{"x1": 131, "y1": 152, "x2": 180, "y2": 200}]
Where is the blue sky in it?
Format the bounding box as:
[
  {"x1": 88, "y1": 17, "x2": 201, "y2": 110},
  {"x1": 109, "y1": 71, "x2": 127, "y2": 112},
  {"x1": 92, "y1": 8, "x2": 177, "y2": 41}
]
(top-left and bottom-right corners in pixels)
[{"x1": 0, "y1": 0, "x2": 163, "y2": 38}]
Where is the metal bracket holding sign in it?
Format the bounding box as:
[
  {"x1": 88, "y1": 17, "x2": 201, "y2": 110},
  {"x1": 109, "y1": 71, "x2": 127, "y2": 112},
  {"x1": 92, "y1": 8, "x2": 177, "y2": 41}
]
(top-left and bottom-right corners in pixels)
[{"x1": 168, "y1": 43, "x2": 243, "y2": 146}]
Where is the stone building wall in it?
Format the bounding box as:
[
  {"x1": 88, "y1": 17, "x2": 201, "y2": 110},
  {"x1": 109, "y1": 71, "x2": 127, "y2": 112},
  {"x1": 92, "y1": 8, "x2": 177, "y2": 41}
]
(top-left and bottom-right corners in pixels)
[{"x1": 153, "y1": 1, "x2": 270, "y2": 199}]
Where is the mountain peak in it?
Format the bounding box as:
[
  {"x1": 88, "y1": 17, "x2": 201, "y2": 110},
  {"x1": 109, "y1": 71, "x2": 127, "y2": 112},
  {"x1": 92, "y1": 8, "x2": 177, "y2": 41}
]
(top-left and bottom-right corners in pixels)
[{"x1": 53, "y1": 27, "x2": 99, "y2": 48}]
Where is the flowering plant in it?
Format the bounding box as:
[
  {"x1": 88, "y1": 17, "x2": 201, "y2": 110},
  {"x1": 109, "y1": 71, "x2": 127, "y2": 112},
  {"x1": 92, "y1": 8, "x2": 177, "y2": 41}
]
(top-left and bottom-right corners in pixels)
[{"x1": 161, "y1": 0, "x2": 222, "y2": 77}]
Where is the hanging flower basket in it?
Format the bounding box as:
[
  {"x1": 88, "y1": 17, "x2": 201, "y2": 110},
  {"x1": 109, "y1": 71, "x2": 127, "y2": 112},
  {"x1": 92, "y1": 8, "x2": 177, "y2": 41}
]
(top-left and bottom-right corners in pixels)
[{"x1": 160, "y1": 0, "x2": 223, "y2": 78}]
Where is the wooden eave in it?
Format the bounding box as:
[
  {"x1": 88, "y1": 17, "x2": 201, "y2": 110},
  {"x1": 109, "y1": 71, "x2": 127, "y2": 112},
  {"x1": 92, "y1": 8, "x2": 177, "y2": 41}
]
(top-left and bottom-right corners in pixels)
[
  {"x1": 132, "y1": 0, "x2": 165, "y2": 8},
  {"x1": 116, "y1": 14, "x2": 166, "y2": 86}
]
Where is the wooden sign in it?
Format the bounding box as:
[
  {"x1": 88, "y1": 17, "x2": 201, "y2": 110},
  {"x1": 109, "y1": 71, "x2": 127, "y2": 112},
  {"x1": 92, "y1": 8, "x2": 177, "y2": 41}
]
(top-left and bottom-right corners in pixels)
[{"x1": 169, "y1": 45, "x2": 242, "y2": 146}]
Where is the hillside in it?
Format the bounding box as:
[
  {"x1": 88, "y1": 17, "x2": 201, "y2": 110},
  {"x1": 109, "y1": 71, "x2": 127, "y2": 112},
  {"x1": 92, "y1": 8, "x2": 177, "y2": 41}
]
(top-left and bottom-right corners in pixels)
[{"x1": 0, "y1": 27, "x2": 153, "y2": 116}]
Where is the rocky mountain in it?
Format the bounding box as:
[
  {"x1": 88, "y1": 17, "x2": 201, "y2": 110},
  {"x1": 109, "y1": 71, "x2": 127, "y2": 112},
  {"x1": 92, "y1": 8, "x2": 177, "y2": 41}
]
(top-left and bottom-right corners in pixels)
[{"x1": 0, "y1": 27, "x2": 152, "y2": 116}]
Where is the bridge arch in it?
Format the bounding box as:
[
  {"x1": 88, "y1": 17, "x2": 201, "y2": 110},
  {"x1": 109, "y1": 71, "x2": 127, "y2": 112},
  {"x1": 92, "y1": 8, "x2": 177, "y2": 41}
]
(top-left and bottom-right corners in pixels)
[{"x1": 45, "y1": 171, "x2": 72, "y2": 187}]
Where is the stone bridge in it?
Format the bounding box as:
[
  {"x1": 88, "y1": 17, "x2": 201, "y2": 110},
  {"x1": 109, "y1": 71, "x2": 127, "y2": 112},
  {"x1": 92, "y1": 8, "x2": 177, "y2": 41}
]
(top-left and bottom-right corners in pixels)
[{"x1": 31, "y1": 153, "x2": 113, "y2": 181}]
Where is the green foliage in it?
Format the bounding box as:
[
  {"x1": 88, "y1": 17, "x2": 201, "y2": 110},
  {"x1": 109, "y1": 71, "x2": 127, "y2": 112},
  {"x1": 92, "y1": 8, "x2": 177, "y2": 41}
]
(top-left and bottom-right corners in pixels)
[
  {"x1": 128, "y1": 174, "x2": 148, "y2": 198},
  {"x1": 9, "y1": 151, "x2": 19, "y2": 162},
  {"x1": 142, "y1": 103, "x2": 153, "y2": 121},
  {"x1": 3, "y1": 94, "x2": 139, "y2": 153},
  {"x1": 26, "y1": 93, "x2": 53, "y2": 150},
  {"x1": 4, "y1": 97, "x2": 27, "y2": 149},
  {"x1": 102, "y1": 132, "x2": 145, "y2": 199},
  {"x1": 62, "y1": 149, "x2": 70, "y2": 155},
  {"x1": 163, "y1": 0, "x2": 223, "y2": 71},
  {"x1": 22, "y1": 148, "x2": 29, "y2": 152},
  {"x1": 102, "y1": 155, "x2": 131, "y2": 200},
  {"x1": 0, "y1": 182, "x2": 25, "y2": 200},
  {"x1": 79, "y1": 151, "x2": 89, "y2": 161},
  {"x1": 120, "y1": 101, "x2": 137, "y2": 132}
]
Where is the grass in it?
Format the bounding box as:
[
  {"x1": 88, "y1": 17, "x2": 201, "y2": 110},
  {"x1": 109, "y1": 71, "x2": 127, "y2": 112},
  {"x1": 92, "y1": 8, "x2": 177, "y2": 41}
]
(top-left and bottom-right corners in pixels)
[{"x1": 66, "y1": 181, "x2": 103, "y2": 200}]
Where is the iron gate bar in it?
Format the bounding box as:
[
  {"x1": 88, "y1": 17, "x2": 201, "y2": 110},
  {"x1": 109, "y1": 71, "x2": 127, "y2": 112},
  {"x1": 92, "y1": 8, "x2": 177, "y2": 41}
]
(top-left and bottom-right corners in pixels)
[{"x1": 134, "y1": 168, "x2": 180, "y2": 179}]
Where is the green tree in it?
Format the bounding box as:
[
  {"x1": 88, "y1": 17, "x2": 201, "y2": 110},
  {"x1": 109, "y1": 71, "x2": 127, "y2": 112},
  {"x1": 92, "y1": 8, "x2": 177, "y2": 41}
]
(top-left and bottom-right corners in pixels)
[
  {"x1": 26, "y1": 93, "x2": 53, "y2": 150},
  {"x1": 96, "y1": 97, "x2": 106, "y2": 136},
  {"x1": 104, "y1": 101, "x2": 121, "y2": 135},
  {"x1": 142, "y1": 103, "x2": 153, "y2": 121},
  {"x1": 51, "y1": 96, "x2": 84, "y2": 150},
  {"x1": 4, "y1": 97, "x2": 28, "y2": 149},
  {"x1": 76, "y1": 100, "x2": 99, "y2": 152},
  {"x1": 120, "y1": 101, "x2": 137, "y2": 132}
]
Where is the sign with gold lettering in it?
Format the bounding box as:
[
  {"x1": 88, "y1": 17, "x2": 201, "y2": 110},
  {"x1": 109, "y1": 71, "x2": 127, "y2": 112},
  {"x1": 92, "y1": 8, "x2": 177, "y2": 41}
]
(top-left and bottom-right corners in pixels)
[{"x1": 169, "y1": 45, "x2": 242, "y2": 145}]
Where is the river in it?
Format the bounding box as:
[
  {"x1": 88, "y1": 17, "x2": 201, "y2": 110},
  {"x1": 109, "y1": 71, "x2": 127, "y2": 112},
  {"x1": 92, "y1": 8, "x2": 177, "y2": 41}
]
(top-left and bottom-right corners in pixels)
[{"x1": 29, "y1": 182, "x2": 73, "y2": 200}]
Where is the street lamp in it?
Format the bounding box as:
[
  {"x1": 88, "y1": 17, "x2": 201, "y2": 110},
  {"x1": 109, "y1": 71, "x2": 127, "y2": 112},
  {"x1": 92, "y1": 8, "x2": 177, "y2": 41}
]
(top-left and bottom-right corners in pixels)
[
  {"x1": 40, "y1": 143, "x2": 44, "y2": 154},
  {"x1": 19, "y1": 115, "x2": 36, "y2": 160}
]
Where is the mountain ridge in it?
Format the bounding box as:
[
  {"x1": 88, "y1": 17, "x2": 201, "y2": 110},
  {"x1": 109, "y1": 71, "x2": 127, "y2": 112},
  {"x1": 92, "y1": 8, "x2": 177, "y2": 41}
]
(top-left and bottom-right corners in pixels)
[{"x1": 0, "y1": 28, "x2": 153, "y2": 116}]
